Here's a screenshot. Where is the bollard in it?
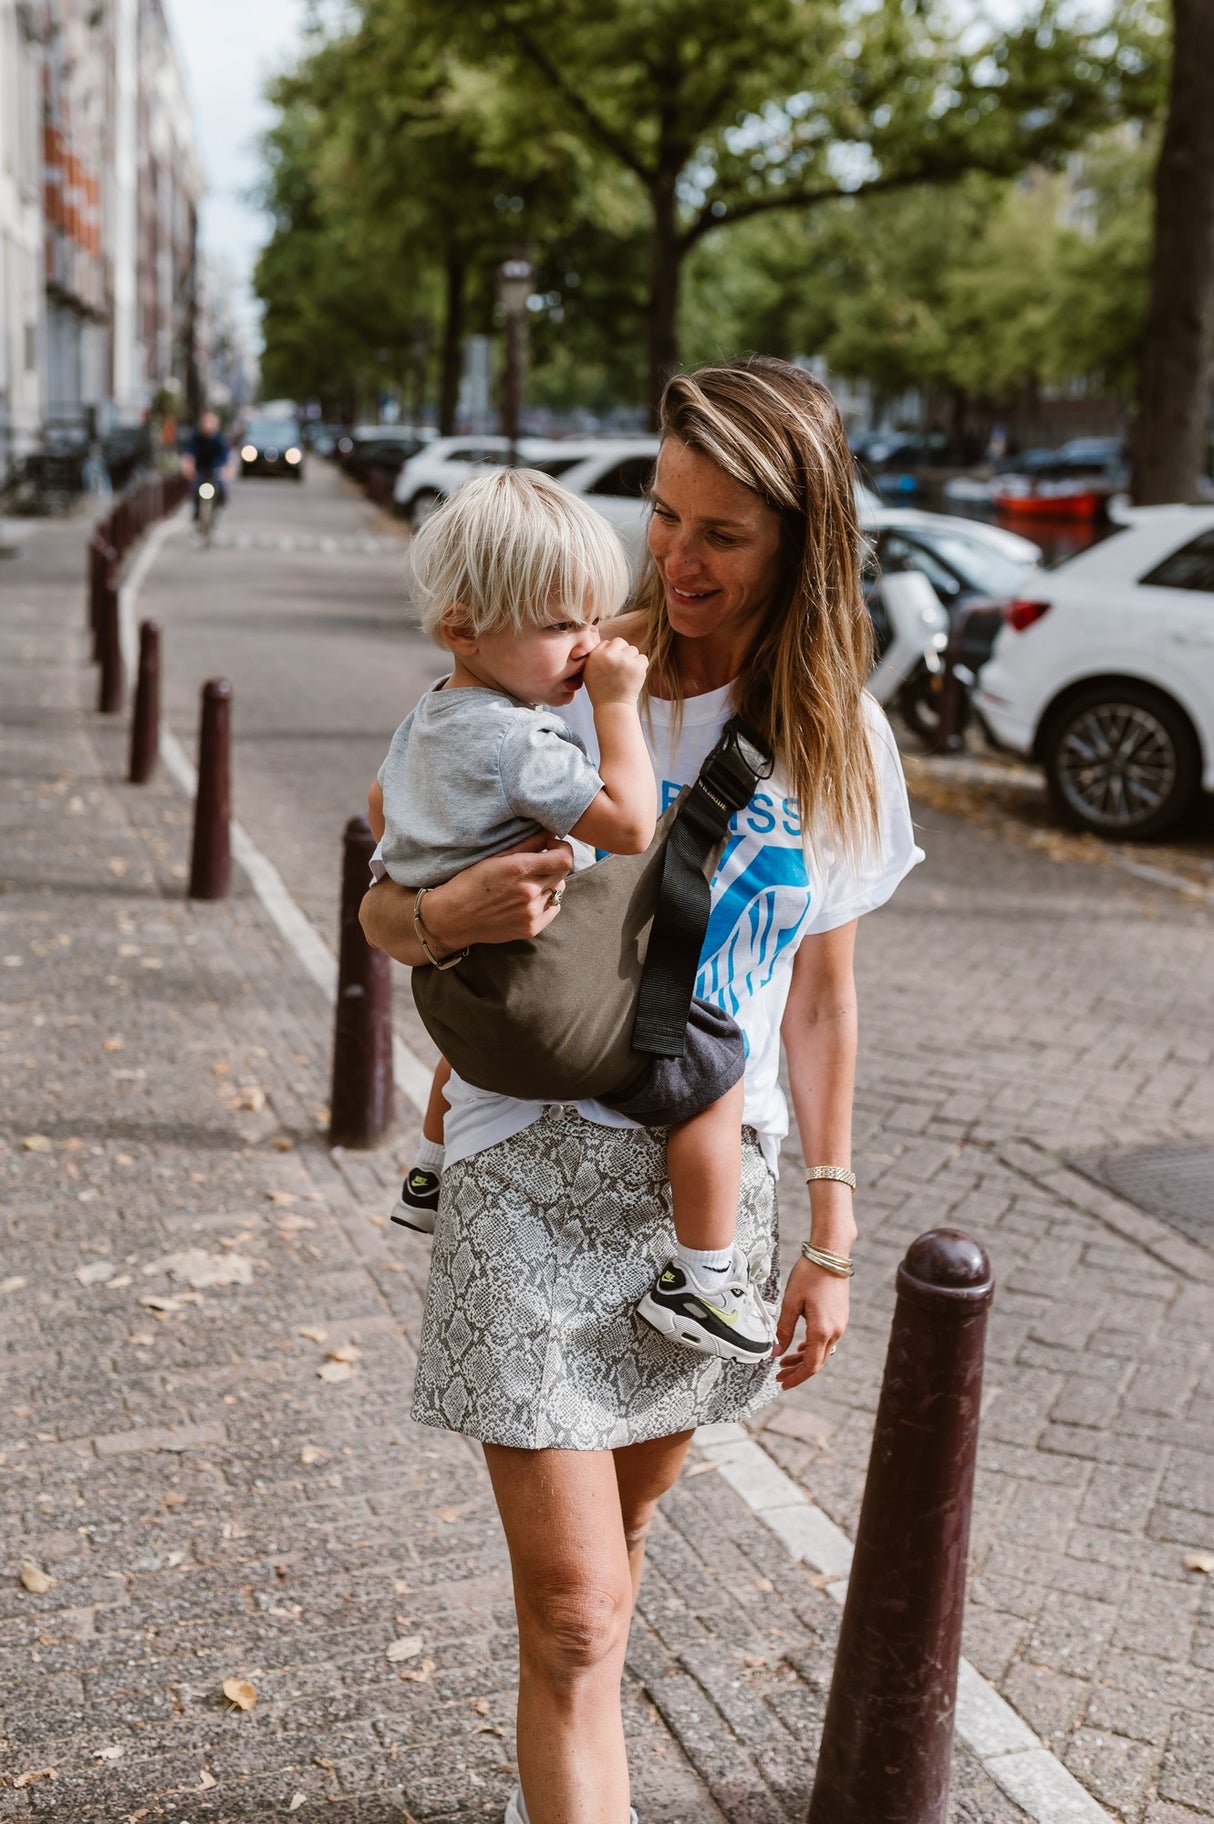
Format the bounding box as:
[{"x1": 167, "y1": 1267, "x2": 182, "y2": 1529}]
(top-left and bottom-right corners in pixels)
[
  {"x1": 128, "y1": 620, "x2": 161, "y2": 784},
  {"x1": 329, "y1": 815, "x2": 394, "y2": 1148},
  {"x1": 807, "y1": 1229, "x2": 994, "y2": 1824},
  {"x1": 88, "y1": 533, "x2": 111, "y2": 660},
  {"x1": 188, "y1": 678, "x2": 233, "y2": 899},
  {"x1": 96, "y1": 563, "x2": 124, "y2": 714}
]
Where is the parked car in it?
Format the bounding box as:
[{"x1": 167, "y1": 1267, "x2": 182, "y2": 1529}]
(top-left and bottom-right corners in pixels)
[
  {"x1": 864, "y1": 519, "x2": 1040, "y2": 744},
  {"x1": 338, "y1": 424, "x2": 434, "y2": 481},
  {"x1": 392, "y1": 435, "x2": 607, "y2": 524},
  {"x1": 239, "y1": 415, "x2": 306, "y2": 480},
  {"x1": 975, "y1": 506, "x2": 1214, "y2": 839}
]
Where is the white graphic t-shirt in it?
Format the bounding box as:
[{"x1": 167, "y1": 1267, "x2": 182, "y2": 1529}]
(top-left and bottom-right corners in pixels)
[{"x1": 442, "y1": 683, "x2": 923, "y2": 1172}]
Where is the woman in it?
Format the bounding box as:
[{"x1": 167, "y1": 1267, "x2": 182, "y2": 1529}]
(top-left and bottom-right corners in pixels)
[{"x1": 360, "y1": 358, "x2": 921, "y2": 1824}]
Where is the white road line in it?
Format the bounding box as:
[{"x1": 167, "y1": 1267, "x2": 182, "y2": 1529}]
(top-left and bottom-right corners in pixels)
[
  {"x1": 116, "y1": 508, "x2": 433, "y2": 1118},
  {"x1": 691, "y1": 1425, "x2": 1116, "y2": 1824}
]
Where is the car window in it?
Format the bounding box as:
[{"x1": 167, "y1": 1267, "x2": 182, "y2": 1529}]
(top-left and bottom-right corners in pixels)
[
  {"x1": 530, "y1": 455, "x2": 585, "y2": 477},
  {"x1": 247, "y1": 419, "x2": 300, "y2": 443},
  {"x1": 1138, "y1": 529, "x2": 1214, "y2": 594},
  {"x1": 588, "y1": 456, "x2": 654, "y2": 498},
  {"x1": 912, "y1": 530, "x2": 1030, "y2": 598},
  {"x1": 879, "y1": 532, "x2": 958, "y2": 595}
]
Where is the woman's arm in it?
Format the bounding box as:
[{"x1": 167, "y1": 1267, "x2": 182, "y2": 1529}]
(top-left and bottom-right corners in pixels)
[
  {"x1": 359, "y1": 832, "x2": 575, "y2": 967},
  {"x1": 775, "y1": 919, "x2": 860, "y2": 1390}
]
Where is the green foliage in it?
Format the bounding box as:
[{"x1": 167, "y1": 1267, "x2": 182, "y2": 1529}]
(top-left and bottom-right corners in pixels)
[{"x1": 253, "y1": 0, "x2": 1168, "y2": 417}]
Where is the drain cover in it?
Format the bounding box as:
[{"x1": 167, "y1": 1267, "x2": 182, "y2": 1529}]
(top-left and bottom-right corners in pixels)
[{"x1": 1070, "y1": 1141, "x2": 1214, "y2": 1248}]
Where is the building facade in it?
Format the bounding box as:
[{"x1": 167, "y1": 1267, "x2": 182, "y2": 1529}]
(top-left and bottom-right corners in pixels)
[{"x1": 0, "y1": 0, "x2": 202, "y2": 489}]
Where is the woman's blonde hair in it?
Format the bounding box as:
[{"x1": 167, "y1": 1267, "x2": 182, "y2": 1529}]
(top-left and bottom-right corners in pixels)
[
  {"x1": 410, "y1": 467, "x2": 630, "y2": 644},
  {"x1": 639, "y1": 358, "x2": 879, "y2": 857}
]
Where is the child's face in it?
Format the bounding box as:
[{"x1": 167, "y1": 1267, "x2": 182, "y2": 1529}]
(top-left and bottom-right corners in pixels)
[{"x1": 449, "y1": 608, "x2": 602, "y2": 707}]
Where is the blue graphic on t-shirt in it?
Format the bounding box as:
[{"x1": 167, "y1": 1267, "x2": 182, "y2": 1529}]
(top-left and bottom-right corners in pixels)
[{"x1": 697, "y1": 838, "x2": 811, "y2": 1015}]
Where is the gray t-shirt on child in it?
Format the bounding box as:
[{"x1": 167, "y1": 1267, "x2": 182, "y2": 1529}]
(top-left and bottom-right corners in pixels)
[{"x1": 378, "y1": 683, "x2": 604, "y2": 889}]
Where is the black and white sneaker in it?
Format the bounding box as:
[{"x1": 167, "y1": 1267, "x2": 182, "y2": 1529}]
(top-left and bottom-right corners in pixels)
[
  {"x1": 637, "y1": 1248, "x2": 775, "y2": 1362},
  {"x1": 390, "y1": 1166, "x2": 441, "y2": 1234}
]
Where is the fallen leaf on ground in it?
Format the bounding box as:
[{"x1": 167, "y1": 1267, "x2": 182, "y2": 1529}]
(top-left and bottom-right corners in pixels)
[
  {"x1": 1184, "y1": 1552, "x2": 1214, "y2": 1574},
  {"x1": 269, "y1": 1136, "x2": 295, "y2": 1152},
  {"x1": 234, "y1": 1086, "x2": 266, "y2": 1112},
  {"x1": 386, "y1": 1635, "x2": 423, "y2": 1663},
  {"x1": 103, "y1": 1037, "x2": 124, "y2": 1052},
  {"x1": 21, "y1": 1135, "x2": 51, "y2": 1152},
  {"x1": 477, "y1": 1724, "x2": 506, "y2": 1738},
  {"x1": 266, "y1": 1189, "x2": 297, "y2": 1206},
  {"x1": 75, "y1": 1260, "x2": 116, "y2": 1286},
  {"x1": 129, "y1": 1332, "x2": 156, "y2": 1346},
  {"x1": 212, "y1": 1060, "x2": 230, "y2": 1077},
  {"x1": 143, "y1": 1249, "x2": 253, "y2": 1289},
  {"x1": 325, "y1": 1345, "x2": 362, "y2": 1364},
  {"x1": 276, "y1": 1212, "x2": 316, "y2": 1232},
  {"x1": 435, "y1": 1504, "x2": 470, "y2": 1524},
  {"x1": 298, "y1": 1326, "x2": 327, "y2": 1343},
  {"x1": 221, "y1": 1677, "x2": 257, "y2": 1711},
  {"x1": 684, "y1": 1460, "x2": 718, "y2": 1478},
  {"x1": 197, "y1": 1769, "x2": 217, "y2": 1790},
  {"x1": 162, "y1": 1492, "x2": 186, "y2": 1510},
  {"x1": 471, "y1": 1698, "x2": 489, "y2": 1715},
  {"x1": 398, "y1": 1657, "x2": 435, "y2": 1683},
  {"x1": 20, "y1": 1561, "x2": 54, "y2": 1593},
  {"x1": 138, "y1": 1295, "x2": 181, "y2": 1313},
  {"x1": 1, "y1": 1276, "x2": 27, "y2": 1294},
  {"x1": 288, "y1": 1795, "x2": 306, "y2": 1811},
  {"x1": 317, "y1": 1360, "x2": 356, "y2": 1383},
  {"x1": 93, "y1": 1745, "x2": 125, "y2": 1762},
  {"x1": 13, "y1": 1768, "x2": 55, "y2": 1787},
  {"x1": 299, "y1": 1445, "x2": 328, "y2": 1466}
]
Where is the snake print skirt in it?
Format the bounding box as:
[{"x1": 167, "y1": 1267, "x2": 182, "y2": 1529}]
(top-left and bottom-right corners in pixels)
[{"x1": 411, "y1": 1105, "x2": 780, "y2": 1450}]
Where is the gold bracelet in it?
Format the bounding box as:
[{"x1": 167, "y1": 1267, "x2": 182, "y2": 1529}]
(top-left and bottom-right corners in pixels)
[
  {"x1": 805, "y1": 1165, "x2": 857, "y2": 1192},
  {"x1": 801, "y1": 1242, "x2": 855, "y2": 1278},
  {"x1": 412, "y1": 888, "x2": 468, "y2": 971}
]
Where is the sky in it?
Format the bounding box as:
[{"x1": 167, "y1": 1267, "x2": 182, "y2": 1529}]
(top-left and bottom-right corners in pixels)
[{"x1": 162, "y1": 0, "x2": 311, "y2": 356}]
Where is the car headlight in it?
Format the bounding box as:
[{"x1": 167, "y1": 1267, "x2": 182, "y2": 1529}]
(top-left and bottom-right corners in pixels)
[
  {"x1": 241, "y1": 444, "x2": 257, "y2": 461},
  {"x1": 285, "y1": 448, "x2": 302, "y2": 463}
]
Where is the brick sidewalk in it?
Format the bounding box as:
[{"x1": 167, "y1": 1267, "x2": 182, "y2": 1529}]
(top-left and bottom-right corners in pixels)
[{"x1": 3, "y1": 514, "x2": 1211, "y2": 1820}]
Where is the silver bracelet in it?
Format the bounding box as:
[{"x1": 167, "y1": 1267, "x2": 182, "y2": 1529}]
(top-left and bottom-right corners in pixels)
[
  {"x1": 801, "y1": 1242, "x2": 855, "y2": 1279},
  {"x1": 412, "y1": 888, "x2": 468, "y2": 971},
  {"x1": 805, "y1": 1165, "x2": 857, "y2": 1192}
]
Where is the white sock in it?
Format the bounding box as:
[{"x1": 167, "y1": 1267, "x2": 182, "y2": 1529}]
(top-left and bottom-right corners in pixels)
[
  {"x1": 675, "y1": 1242, "x2": 732, "y2": 1281},
  {"x1": 414, "y1": 1137, "x2": 445, "y2": 1173}
]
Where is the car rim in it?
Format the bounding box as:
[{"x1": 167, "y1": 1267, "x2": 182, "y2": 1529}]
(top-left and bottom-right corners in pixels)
[{"x1": 1057, "y1": 703, "x2": 1176, "y2": 829}]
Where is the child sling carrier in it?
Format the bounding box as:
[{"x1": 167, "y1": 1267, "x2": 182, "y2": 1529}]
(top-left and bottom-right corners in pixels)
[{"x1": 410, "y1": 716, "x2": 773, "y2": 1104}]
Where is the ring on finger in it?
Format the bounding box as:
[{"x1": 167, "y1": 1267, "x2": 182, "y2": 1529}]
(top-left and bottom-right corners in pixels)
[{"x1": 548, "y1": 883, "x2": 566, "y2": 908}]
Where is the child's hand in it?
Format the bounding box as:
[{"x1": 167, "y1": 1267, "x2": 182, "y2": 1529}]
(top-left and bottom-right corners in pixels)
[
  {"x1": 583, "y1": 638, "x2": 648, "y2": 707},
  {"x1": 367, "y1": 779, "x2": 386, "y2": 844}
]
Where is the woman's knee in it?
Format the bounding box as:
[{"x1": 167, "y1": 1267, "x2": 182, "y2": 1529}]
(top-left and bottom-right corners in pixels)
[{"x1": 519, "y1": 1571, "x2": 631, "y2": 1680}]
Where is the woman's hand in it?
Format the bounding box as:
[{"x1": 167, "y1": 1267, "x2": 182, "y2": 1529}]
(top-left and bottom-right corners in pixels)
[
  {"x1": 359, "y1": 831, "x2": 574, "y2": 967},
  {"x1": 774, "y1": 1256, "x2": 850, "y2": 1390}
]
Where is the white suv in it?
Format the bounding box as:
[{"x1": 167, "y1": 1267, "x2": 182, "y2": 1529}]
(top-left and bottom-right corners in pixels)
[
  {"x1": 392, "y1": 435, "x2": 597, "y2": 524},
  {"x1": 976, "y1": 506, "x2": 1214, "y2": 839}
]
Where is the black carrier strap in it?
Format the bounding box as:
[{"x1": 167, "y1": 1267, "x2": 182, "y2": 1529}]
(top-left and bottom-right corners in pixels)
[{"x1": 632, "y1": 715, "x2": 773, "y2": 1058}]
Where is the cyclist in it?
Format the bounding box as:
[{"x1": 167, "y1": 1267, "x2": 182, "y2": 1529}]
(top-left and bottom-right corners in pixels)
[{"x1": 182, "y1": 410, "x2": 231, "y2": 522}]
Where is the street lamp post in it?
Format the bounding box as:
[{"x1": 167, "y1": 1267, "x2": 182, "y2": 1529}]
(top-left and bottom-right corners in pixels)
[{"x1": 496, "y1": 256, "x2": 534, "y2": 466}]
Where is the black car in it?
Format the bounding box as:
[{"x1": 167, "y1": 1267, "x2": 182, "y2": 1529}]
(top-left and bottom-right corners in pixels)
[{"x1": 240, "y1": 416, "x2": 306, "y2": 480}]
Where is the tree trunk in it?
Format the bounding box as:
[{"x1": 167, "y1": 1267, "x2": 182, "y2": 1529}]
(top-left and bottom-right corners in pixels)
[
  {"x1": 1131, "y1": 0, "x2": 1214, "y2": 504},
  {"x1": 646, "y1": 178, "x2": 681, "y2": 427},
  {"x1": 438, "y1": 247, "x2": 466, "y2": 436}
]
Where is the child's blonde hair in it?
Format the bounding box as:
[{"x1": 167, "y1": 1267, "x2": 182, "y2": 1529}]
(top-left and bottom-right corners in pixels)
[{"x1": 409, "y1": 467, "x2": 630, "y2": 645}]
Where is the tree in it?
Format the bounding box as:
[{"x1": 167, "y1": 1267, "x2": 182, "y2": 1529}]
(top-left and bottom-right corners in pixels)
[
  {"x1": 1131, "y1": 0, "x2": 1214, "y2": 502},
  {"x1": 419, "y1": 0, "x2": 1165, "y2": 413}
]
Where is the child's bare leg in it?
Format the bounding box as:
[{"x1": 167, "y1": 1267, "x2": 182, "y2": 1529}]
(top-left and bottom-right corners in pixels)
[
  {"x1": 665, "y1": 1077, "x2": 744, "y2": 1253},
  {"x1": 638, "y1": 1077, "x2": 772, "y2": 1358},
  {"x1": 423, "y1": 1056, "x2": 452, "y2": 1146}
]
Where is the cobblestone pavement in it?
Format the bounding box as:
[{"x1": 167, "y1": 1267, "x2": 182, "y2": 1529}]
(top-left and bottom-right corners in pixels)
[{"x1": 1, "y1": 500, "x2": 1210, "y2": 1821}]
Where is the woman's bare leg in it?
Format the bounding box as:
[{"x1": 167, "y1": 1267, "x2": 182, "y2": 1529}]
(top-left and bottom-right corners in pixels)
[
  {"x1": 613, "y1": 1429, "x2": 694, "y2": 1605},
  {"x1": 483, "y1": 1444, "x2": 634, "y2": 1824}
]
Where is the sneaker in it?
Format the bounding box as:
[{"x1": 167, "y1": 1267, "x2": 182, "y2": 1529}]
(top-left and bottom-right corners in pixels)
[
  {"x1": 390, "y1": 1166, "x2": 441, "y2": 1233},
  {"x1": 637, "y1": 1248, "x2": 775, "y2": 1362},
  {"x1": 504, "y1": 1787, "x2": 636, "y2": 1824}
]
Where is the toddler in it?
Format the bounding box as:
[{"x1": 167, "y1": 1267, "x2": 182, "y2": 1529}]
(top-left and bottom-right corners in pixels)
[{"x1": 374, "y1": 469, "x2": 773, "y2": 1362}]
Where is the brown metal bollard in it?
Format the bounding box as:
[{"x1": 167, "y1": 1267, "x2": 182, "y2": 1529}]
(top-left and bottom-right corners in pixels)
[
  {"x1": 96, "y1": 561, "x2": 124, "y2": 714},
  {"x1": 329, "y1": 815, "x2": 394, "y2": 1148},
  {"x1": 807, "y1": 1229, "x2": 994, "y2": 1824},
  {"x1": 188, "y1": 678, "x2": 233, "y2": 899},
  {"x1": 128, "y1": 620, "x2": 161, "y2": 784},
  {"x1": 88, "y1": 532, "x2": 113, "y2": 660}
]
